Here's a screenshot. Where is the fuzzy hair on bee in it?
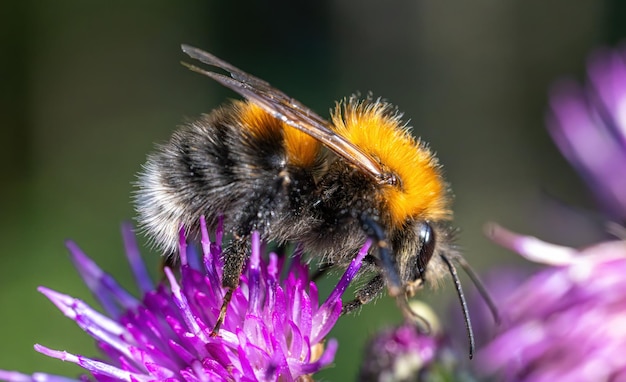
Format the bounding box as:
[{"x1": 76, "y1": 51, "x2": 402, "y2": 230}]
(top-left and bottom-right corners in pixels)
[{"x1": 135, "y1": 45, "x2": 498, "y2": 359}]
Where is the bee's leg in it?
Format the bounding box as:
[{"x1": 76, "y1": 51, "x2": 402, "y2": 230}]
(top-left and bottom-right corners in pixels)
[
  {"x1": 211, "y1": 235, "x2": 249, "y2": 336},
  {"x1": 158, "y1": 250, "x2": 179, "y2": 281},
  {"x1": 273, "y1": 243, "x2": 288, "y2": 258},
  {"x1": 311, "y1": 261, "x2": 335, "y2": 281},
  {"x1": 342, "y1": 274, "x2": 384, "y2": 314}
]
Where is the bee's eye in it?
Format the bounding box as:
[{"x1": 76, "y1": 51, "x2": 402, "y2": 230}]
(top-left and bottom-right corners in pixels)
[{"x1": 416, "y1": 222, "x2": 435, "y2": 279}]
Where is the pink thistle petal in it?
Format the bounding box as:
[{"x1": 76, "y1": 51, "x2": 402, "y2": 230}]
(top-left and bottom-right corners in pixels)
[
  {"x1": 485, "y1": 223, "x2": 576, "y2": 266},
  {"x1": 121, "y1": 223, "x2": 154, "y2": 295},
  {"x1": 37, "y1": 287, "x2": 126, "y2": 337},
  {"x1": 34, "y1": 346, "x2": 152, "y2": 382},
  {"x1": 299, "y1": 338, "x2": 338, "y2": 375},
  {"x1": 164, "y1": 267, "x2": 210, "y2": 344},
  {"x1": 66, "y1": 241, "x2": 139, "y2": 318},
  {"x1": 322, "y1": 239, "x2": 371, "y2": 307},
  {"x1": 248, "y1": 232, "x2": 262, "y2": 315},
  {"x1": 547, "y1": 46, "x2": 626, "y2": 219},
  {"x1": 0, "y1": 370, "x2": 78, "y2": 382}
]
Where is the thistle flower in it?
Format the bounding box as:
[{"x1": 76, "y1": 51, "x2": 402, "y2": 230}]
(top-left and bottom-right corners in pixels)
[
  {"x1": 548, "y1": 46, "x2": 626, "y2": 220},
  {"x1": 0, "y1": 217, "x2": 370, "y2": 381},
  {"x1": 357, "y1": 302, "x2": 470, "y2": 382},
  {"x1": 359, "y1": 321, "x2": 439, "y2": 382},
  {"x1": 480, "y1": 224, "x2": 626, "y2": 381}
]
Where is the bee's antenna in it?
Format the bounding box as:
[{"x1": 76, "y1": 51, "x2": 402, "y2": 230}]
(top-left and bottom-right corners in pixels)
[
  {"x1": 454, "y1": 255, "x2": 501, "y2": 325},
  {"x1": 440, "y1": 254, "x2": 475, "y2": 359}
]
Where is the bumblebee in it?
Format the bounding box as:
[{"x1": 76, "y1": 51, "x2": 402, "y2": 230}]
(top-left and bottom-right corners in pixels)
[{"x1": 135, "y1": 45, "x2": 498, "y2": 357}]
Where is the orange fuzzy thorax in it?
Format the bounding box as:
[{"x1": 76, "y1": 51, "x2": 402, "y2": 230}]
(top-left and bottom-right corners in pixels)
[
  {"x1": 331, "y1": 98, "x2": 452, "y2": 227},
  {"x1": 237, "y1": 102, "x2": 321, "y2": 168}
]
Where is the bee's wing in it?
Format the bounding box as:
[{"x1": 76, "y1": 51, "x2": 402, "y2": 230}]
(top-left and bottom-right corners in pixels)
[{"x1": 181, "y1": 44, "x2": 394, "y2": 186}]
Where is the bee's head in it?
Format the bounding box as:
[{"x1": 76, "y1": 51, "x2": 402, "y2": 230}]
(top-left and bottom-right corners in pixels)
[
  {"x1": 381, "y1": 218, "x2": 499, "y2": 359},
  {"x1": 391, "y1": 220, "x2": 454, "y2": 298},
  {"x1": 402, "y1": 220, "x2": 436, "y2": 297}
]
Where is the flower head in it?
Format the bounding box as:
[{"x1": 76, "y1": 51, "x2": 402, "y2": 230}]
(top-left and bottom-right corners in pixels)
[
  {"x1": 548, "y1": 46, "x2": 626, "y2": 220},
  {"x1": 0, "y1": 217, "x2": 370, "y2": 381},
  {"x1": 359, "y1": 322, "x2": 438, "y2": 382},
  {"x1": 480, "y1": 224, "x2": 626, "y2": 381},
  {"x1": 358, "y1": 301, "x2": 474, "y2": 382}
]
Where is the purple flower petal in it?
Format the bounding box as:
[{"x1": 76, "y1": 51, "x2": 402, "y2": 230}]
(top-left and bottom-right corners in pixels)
[
  {"x1": 66, "y1": 241, "x2": 139, "y2": 319},
  {"x1": 121, "y1": 223, "x2": 153, "y2": 295},
  {"x1": 547, "y1": 46, "x2": 626, "y2": 219},
  {"x1": 0, "y1": 371, "x2": 76, "y2": 382}
]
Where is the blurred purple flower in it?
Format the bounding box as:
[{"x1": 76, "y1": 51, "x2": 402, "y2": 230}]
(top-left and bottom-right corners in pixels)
[
  {"x1": 480, "y1": 224, "x2": 626, "y2": 382},
  {"x1": 548, "y1": 46, "x2": 626, "y2": 220},
  {"x1": 359, "y1": 322, "x2": 438, "y2": 382},
  {"x1": 358, "y1": 302, "x2": 478, "y2": 382},
  {"x1": 0, "y1": 217, "x2": 370, "y2": 381}
]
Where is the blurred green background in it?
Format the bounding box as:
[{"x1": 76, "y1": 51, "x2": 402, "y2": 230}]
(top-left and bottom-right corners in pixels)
[{"x1": 1, "y1": 1, "x2": 624, "y2": 380}]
